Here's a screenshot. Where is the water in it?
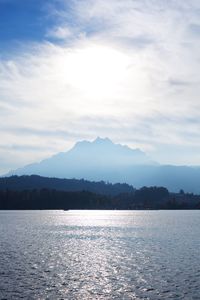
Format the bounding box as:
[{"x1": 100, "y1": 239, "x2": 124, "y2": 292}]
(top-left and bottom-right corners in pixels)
[{"x1": 0, "y1": 210, "x2": 200, "y2": 299}]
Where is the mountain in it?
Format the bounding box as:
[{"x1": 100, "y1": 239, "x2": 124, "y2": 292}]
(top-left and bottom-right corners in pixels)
[
  {"x1": 7, "y1": 137, "x2": 155, "y2": 178},
  {"x1": 6, "y1": 137, "x2": 200, "y2": 193}
]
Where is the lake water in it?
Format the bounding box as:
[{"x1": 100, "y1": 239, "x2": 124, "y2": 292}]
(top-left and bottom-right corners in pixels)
[{"x1": 0, "y1": 210, "x2": 200, "y2": 299}]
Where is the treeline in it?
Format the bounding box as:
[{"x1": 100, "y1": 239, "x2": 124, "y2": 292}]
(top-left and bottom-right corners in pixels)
[
  {"x1": 0, "y1": 189, "x2": 109, "y2": 210},
  {"x1": 0, "y1": 186, "x2": 199, "y2": 210},
  {"x1": 0, "y1": 176, "x2": 200, "y2": 210},
  {"x1": 0, "y1": 187, "x2": 167, "y2": 210},
  {"x1": 0, "y1": 175, "x2": 134, "y2": 196}
]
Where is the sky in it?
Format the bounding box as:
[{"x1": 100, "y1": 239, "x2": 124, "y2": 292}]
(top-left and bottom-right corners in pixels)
[{"x1": 1, "y1": 0, "x2": 200, "y2": 173}]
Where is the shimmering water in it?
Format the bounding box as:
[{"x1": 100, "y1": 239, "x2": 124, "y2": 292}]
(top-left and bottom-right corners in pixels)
[{"x1": 0, "y1": 210, "x2": 200, "y2": 299}]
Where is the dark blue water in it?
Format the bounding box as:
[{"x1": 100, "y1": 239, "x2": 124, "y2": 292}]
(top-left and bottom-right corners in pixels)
[{"x1": 0, "y1": 210, "x2": 200, "y2": 299}]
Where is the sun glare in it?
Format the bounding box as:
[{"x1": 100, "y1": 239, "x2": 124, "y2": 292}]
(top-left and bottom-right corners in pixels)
[{"x1": 64, "y1": 44, "x2": 130, "y2": 98}]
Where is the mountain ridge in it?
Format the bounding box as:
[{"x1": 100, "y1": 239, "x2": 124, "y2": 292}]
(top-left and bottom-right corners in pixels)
[
  {"x1": 6, "y1": 137, "x2": 200, "y2": 193},
  {"x1": 0, "y1": 175, "x2": 134, "y2": 196},
  {"x1": 7, "y1": 137, "x2": 156, "y2": 176}
]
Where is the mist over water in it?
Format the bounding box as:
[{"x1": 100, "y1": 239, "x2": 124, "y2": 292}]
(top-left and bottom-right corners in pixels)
[{"x1": 0, "y1": 210, "x2": 200, "y2": 299}]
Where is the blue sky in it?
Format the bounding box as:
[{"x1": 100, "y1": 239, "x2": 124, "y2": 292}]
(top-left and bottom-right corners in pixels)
[
  {"x1": 1, "y1": 0, "x2": 200, "y2": 173},
  {"x1": 0, "y1": 1, "x2": 47, "y2": 49}
]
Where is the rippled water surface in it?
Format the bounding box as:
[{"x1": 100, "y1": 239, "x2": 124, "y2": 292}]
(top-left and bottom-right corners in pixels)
[{"x1": 0, "y1": 210, "x2": 200, "y2": 299}]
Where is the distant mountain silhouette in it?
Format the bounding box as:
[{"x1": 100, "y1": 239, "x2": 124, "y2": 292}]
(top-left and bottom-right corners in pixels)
[
  {"x1": 7, "y1": 137, "x2": 155, "y2": 177},
  {"x1": 6, "y1": 137, "x2": 200, "y2": 193}
]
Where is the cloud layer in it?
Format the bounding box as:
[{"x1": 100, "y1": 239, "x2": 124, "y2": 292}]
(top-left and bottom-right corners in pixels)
[{"x1": 1, "y1": 0, "x2": 200, "y2": 173}]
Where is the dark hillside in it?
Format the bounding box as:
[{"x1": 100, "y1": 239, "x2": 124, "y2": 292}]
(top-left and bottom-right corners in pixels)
[{"x1": 0, "y1": 175, "x2": 134, "y2": 196}]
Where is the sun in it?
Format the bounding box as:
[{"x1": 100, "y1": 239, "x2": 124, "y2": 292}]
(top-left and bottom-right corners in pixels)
[{"x1": 63, "y1": 43, "x2": 130, "y2": 99}]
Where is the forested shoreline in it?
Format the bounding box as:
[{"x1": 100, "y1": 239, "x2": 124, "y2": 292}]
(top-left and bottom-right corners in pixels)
[{"x1": 0, "y1": 176, "x2": 200, "y2": 210}]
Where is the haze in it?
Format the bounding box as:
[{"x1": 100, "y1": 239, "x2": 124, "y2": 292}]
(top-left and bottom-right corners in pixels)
[{"x1": 1, "y1": 1, "x2": 200, "y2": 174}]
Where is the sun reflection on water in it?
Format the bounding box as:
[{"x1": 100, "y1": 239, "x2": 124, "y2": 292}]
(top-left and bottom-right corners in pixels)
[{"x1": 0, "y1": 210, "x2": 200, "y2": 299}]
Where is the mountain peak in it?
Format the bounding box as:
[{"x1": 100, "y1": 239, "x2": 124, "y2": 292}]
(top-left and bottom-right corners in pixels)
[
  {"x1": 7, "y1": 137, "x2": 157, "y2": 180},
  {"x1": 73, "y1": 137, "x2": 113, "y2": 150},
  {"x1": 93, "y1": 137, "x2": 113, "y2": 145}
]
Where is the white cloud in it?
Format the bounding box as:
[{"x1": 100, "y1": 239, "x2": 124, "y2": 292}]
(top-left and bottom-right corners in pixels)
[
  {"x1": 46, "y1": 26, "x2": 73, "y2": 39},
  {"x1": 1, "y1": 0, "x2": 200, "y2": 173}
]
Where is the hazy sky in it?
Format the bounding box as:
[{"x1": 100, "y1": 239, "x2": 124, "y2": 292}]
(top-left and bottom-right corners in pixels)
[{"x1": 1, "y1": 0, "x2": 200, "y2": 173}]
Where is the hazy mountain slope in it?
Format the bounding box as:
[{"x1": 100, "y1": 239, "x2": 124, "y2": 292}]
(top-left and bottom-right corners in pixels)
[
  {"x1": 8, "y1": 137, "x2": 155, "y2": 178},
  {"x1": 6, "y1": 137, "x2": 200, "y2": 193},
  {"x1": 121, "y1": 165, "x2": 200, "y2": 194}
]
